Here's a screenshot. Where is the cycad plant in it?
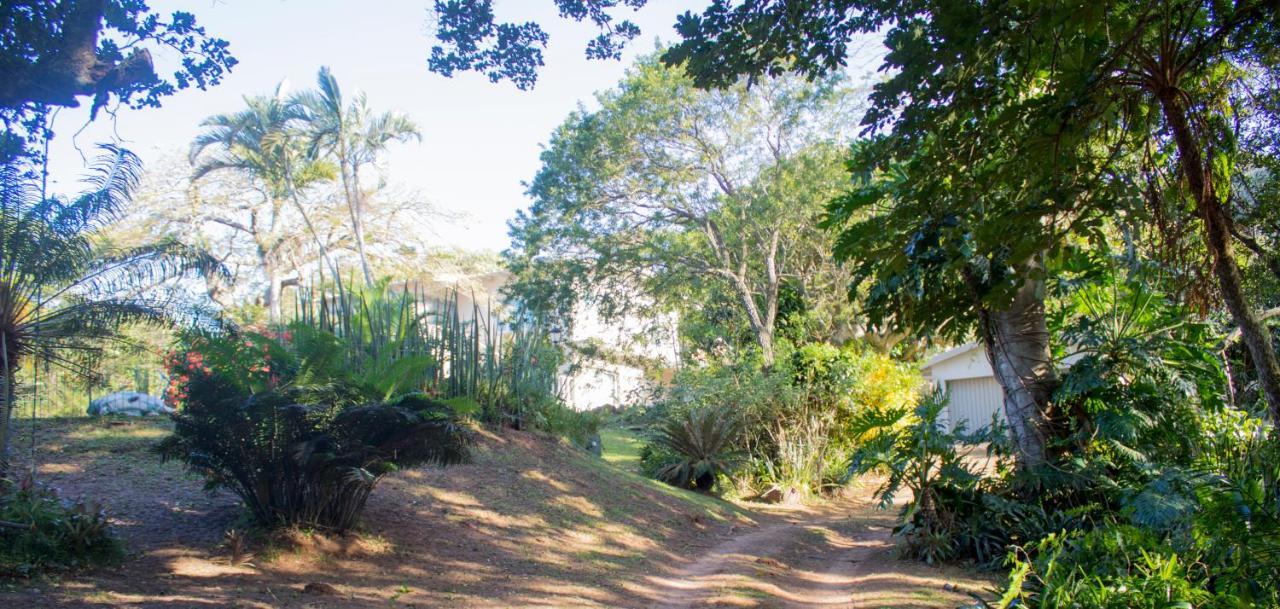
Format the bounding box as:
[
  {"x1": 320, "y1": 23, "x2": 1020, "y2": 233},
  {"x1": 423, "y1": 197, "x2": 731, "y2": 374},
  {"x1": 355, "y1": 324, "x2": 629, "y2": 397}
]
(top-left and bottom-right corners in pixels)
[
  {"x1": 0, "y1": 145, "x2": 223, "y2": 478},
  {"x1": 651, "y1": 404, "x2": 742, "y2": 492},
  {"x1": 156, "y1": 328, "x2": 471, "y2": 532}
]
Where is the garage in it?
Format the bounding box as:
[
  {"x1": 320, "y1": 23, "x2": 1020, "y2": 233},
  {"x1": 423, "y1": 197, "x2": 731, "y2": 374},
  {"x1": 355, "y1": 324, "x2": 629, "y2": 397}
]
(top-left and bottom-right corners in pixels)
[
  {"x1": 940, "y1": 376, "x2": 1005, "y2": 431},
  {"x1": 920, "y1": 343, "x2": 1006, "y2": 432}
]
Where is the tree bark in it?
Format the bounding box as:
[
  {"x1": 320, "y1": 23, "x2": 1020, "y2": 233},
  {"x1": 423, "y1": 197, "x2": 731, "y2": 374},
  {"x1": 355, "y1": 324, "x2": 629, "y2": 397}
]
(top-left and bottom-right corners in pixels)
[
  {"x1": 348, "y1": 161, "x2": 373, "y2": 285},
  {"x1": 1157, "y1": 92, "x2": 1280, "y2": 422},
  {"x1": 978, "y1": 274, "x2": 1056, "y2": 469},
  {"x1": 266, "y1": 273, "x2": 283, "y2": 324}
]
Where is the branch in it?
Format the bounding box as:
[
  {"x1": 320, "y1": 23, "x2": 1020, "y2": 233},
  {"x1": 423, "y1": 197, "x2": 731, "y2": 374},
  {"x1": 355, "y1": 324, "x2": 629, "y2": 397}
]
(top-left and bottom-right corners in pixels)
[{"x1": 0, "y1": 0, "x2": 158, "y2": 111}]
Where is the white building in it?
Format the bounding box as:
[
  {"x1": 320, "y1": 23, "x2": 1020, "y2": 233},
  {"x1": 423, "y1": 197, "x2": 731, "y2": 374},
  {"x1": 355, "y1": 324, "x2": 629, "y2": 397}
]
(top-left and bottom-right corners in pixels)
[
  {"x1": 921, "y1": 343, "x2": 1007, "y2": 431},
  {"x1": 922, "y1": 342, "x2": 1080, "y2": 432},
  {"x1": 401, "y1": 270, "x2": 678, "y2": 412},
  {"x1": 557, "y1": 296, "x2": 679, "y2": 411}
]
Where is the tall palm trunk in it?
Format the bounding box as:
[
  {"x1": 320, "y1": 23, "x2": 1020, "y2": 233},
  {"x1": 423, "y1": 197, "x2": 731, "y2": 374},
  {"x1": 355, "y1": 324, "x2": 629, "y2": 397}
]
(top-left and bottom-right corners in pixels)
[
  {"x1": 344, "y1": 159, "x2": 374, "y2": 285},
  {"x1": 1157, "y1": 92, "x2": 1280, "y2": 422},
  {"x1": 281, "y1": 155, "x2": 340, "y2": 286},
  {"x1": 977, "y1": 273, "x2": 1056, "y2": 469}
]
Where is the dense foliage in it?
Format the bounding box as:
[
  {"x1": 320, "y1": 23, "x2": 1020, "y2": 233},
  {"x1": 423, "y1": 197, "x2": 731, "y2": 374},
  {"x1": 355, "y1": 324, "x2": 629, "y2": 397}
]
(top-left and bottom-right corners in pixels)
[
  {"x1": 506, "y1": 56, "x2": 862, "y2": 368},
  {"x1": 156, "y1": 327, "x2": 472, "y2": 532},
  {"x1": 847, "y1": 388, "x2": 1005, "y2": 565},
  {"x1": 641, "y1": 340, "x2": 920, "y2": 498},
  {"x1": 0, "y1": 477, "x2": 120, "y2": 576}
]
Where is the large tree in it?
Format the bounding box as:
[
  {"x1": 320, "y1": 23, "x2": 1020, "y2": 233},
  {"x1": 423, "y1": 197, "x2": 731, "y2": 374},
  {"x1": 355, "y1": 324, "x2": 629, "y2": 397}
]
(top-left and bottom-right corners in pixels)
[
  {"x1": 295, "y1": 67, "x2": 420, "y2": 285},
  {"x1": 189, "y1": 88, "x2": 338, "y2": 322},
  {"x1": 659, "y1": 0, "x2": 1280, "y2": 449},
  {"x1": 507, "y1": 59, "x2": 860, "y2": 368}
]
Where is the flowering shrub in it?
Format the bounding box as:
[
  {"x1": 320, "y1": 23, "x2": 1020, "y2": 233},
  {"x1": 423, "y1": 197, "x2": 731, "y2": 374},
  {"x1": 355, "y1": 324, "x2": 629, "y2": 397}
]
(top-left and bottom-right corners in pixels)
[
  {"x1": 157, "y1": 327, "x2": 471, "y2": 532},
  {"x1": 163, "y1": 330, "x2": 293, "y2": 407}
]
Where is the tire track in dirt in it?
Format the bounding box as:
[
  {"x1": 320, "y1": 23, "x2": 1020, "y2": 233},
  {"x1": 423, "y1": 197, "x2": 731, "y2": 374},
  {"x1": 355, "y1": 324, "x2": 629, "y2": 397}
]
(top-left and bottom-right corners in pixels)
[{"x1": 647, "y1": 498, "x2": 983, "y2": 609}]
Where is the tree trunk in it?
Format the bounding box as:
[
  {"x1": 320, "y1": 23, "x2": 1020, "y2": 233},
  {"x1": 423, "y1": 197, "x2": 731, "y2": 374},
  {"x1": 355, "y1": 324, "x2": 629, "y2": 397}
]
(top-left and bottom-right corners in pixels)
[
  {"x1": 1157, "y1": 93, "x2": 1280, "y2": 422},
  {"x1": 757, "y1": 327, "x2": 776, "y2": 369},
  {"x1": 978, "y1": 274, "x2": 1056, "y2": 469},
  {"x1": 348, "y1": 164, "x2": 374, "y2": 285},
  {"x1": 0, "y1": 356, "x2": 16, "y2": 482}
]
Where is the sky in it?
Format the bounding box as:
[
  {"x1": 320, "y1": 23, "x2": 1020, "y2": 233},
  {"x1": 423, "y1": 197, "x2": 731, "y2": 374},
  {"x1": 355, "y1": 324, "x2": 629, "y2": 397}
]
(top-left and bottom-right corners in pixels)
[{"x1": 44, "y1": 0, "x2": 717, "y2": 253}]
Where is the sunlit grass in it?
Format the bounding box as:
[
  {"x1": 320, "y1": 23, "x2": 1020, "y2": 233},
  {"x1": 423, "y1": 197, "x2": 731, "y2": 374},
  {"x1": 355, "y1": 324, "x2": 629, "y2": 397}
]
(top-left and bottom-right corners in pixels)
[{"x1": 600, "y1": 426, "x2": 644, "y2": 474}]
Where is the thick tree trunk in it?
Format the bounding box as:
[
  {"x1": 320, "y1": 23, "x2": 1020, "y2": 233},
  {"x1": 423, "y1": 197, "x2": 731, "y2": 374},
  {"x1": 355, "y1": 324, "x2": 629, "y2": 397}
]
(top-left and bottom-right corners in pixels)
[
  {"x1": 978, "y1": 274, "x2": 1056, "y2": 469},
  {"x1": 0, "y1": 0, "x2": 157, "y2": 110},
  {"x1": 1158, "y1": 93, "x2": 1280, "y2": 422},
  {"x1": 757, "y1": 327, "x2": 776, "y2": 369}
]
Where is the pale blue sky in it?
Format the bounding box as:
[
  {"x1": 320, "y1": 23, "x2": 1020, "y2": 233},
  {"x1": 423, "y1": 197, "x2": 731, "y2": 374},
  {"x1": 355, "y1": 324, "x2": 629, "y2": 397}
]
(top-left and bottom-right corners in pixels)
[{"x1": 45, "y1": 0, "x2": 714, "y2": 252}]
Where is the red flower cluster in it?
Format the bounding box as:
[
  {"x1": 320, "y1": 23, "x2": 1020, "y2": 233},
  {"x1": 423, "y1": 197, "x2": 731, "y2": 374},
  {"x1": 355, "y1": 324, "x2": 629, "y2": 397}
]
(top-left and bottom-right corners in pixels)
[
  {"x1": 163, "y1": 334, "x2": 285, "y2": 408},
  {"x1": 163, "y1": 349, "x2": 210, "y2": 407}
]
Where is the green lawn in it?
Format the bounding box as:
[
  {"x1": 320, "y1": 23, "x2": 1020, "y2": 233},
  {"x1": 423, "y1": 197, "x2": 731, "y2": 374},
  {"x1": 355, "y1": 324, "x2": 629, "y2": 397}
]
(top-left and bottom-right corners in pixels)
[{"x1": 599, "y1": 426, "x2": 644, "y2": 474}]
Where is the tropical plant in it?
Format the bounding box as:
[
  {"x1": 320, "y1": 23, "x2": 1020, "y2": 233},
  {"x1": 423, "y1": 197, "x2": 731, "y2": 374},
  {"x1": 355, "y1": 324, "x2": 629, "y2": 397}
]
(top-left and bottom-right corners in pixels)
[
  {"x1": 189, "y1": 86, "x2": 339, "y2": 319},
  {"x1": 295, "y1": 66, "x2": 421, "y2": 285},
  {"x1": 0, "y1": 145, "x2": 222, "y2": 479},
  {"x1": 847, "y1": 388, "x2": 1005, "y2": 564},
  {"x1": 650, "y1": 403, "x2": 741, "y2": 492},
  {"x1": 156, "y1": 329, "x2": 471, "y2": 532},
  {"x1": 0, "y1": 476, "x2": 121, "y2": 576}
]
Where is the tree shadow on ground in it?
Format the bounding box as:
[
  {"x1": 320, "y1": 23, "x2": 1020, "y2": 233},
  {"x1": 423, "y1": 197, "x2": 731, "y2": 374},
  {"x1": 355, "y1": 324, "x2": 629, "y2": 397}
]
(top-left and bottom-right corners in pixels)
[{"x1": 2, "y1": 420, "x2": 755, "y2": 608}]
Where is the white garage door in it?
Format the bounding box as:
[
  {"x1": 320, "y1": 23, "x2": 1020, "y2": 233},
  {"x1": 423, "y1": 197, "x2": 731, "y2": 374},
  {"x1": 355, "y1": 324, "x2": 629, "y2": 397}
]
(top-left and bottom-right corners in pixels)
[{"x1": 944, "y1": 377, "x2": 1005, "y2": 432}]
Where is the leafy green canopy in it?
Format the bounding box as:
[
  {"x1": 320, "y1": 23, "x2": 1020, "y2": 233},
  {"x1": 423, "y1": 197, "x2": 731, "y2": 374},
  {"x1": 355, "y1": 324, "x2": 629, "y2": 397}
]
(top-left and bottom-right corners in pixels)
[
  {"x1": 665, "y1": 2, "x2": 1274, "y2": 332},
  {"x1": 428, "y1": 0, "x2": 646, "y2": 89},
  {"x1": 0, "y1": 0, "x2": 235, "y2": 157},
  {"x1": 506, "y1": 57, "x2": 858, "y2": 365}
]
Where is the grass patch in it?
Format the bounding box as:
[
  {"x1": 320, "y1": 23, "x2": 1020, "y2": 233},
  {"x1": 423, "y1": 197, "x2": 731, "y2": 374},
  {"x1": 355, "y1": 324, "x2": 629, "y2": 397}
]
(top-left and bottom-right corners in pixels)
[
  {"x1": 599, "y1": 426, "x2": 644, "y2": 473},
  {"x1": 578, "y1": 439, "x2": 751, "y2": 524}
]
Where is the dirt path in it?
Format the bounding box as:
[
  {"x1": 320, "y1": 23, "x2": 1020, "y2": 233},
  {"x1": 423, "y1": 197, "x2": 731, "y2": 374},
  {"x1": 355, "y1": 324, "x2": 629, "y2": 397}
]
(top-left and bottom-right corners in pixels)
[{"x1": 648, "y1": 497, "x2": 985, "y2": 609}]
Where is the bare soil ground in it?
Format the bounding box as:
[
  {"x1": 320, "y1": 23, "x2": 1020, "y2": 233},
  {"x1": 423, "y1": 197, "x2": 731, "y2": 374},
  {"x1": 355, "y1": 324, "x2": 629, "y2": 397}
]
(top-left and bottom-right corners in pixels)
[{"x1": 1, "y1": 418, "x2": 993, "y2": 608}]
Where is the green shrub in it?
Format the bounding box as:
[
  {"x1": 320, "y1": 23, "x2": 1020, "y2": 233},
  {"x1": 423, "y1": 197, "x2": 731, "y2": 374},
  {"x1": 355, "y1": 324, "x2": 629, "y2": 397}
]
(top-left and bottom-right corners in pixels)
[
  {"x1": 651, "y1": 340, "x2": 921, "y2": 496},
  {"x1": 0, "y1": 478, "x2": 122, "y2": 576},
  {"x1": 650, "y1": 404, "x2": 742, "y2": 492},
  {"x1": 847, "y1": 387, "x2": 1008, "y2": 564},
  {"x1": 997, "y1": 526, "x2": 1230, "y2": 609},
  {"x1": 157, "y1": 330, "x2": 471, "y2": 532}
]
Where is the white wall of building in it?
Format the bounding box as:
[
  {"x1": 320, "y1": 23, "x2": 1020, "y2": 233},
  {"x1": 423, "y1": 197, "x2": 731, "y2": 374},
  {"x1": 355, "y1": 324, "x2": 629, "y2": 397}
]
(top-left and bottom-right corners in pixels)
[
  {"x1": 558, "y1": 294, "x2": 679, "y2": 411},
  {"x1": 922, "y1": 342, "x2": 1081, "y2": 432}
]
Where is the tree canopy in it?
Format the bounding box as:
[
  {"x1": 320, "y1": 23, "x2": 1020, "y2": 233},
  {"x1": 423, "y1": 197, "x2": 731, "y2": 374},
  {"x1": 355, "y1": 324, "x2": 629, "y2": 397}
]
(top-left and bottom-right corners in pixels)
[
  {"x1": 506, "y1": 57, "x2": 863, "y2": 367},
  {"x1": 0, "y1": 0, "x2": 235, "y2": 158},
  {"x1": 428, "y1": 0, "x2": 648, "y2": 90}
]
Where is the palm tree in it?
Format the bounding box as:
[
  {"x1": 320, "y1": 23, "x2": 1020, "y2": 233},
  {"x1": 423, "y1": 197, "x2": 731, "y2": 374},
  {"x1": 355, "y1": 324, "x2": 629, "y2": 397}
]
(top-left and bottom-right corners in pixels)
[
  {"x1": 296, "y1": 67, "x2": 420, "y2": 285},
  {"x1": 0, "y1": 145, "x2": 224, "y2": 478},
  {"x1": 190, "y1": 86, "x2": 339, "y2": 322}
]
